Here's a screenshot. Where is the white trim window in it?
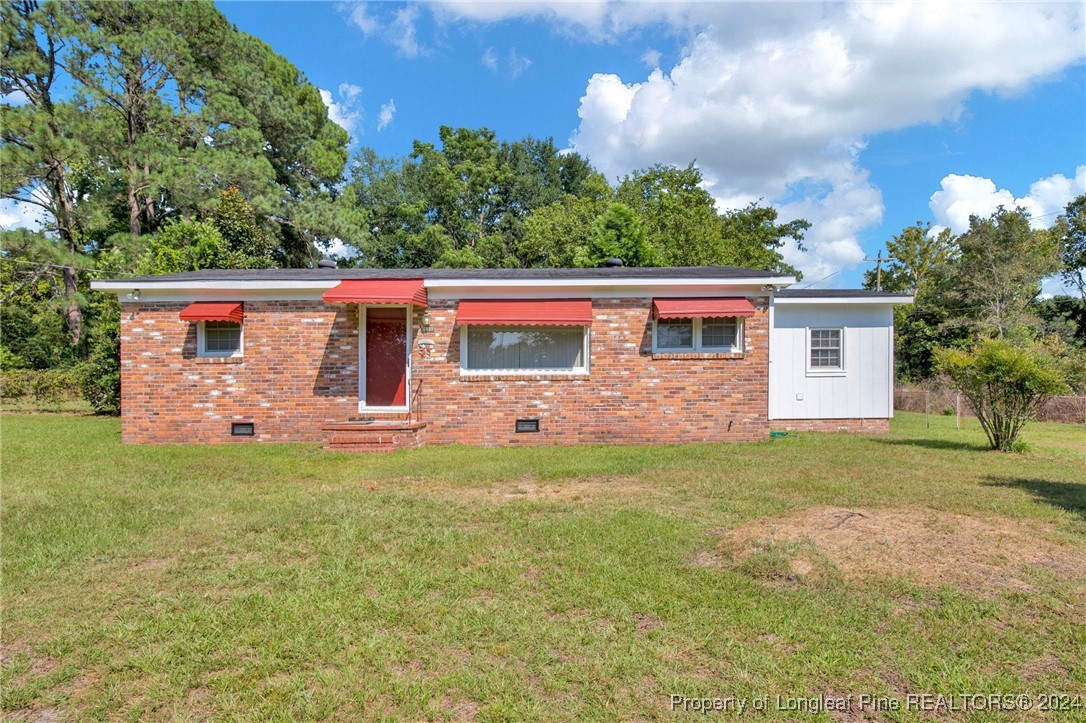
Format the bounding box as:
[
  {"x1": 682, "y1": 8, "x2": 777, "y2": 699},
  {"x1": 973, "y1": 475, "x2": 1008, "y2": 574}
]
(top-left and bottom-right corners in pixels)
[
  {"x1": 461, "y1": 325, "x2": 589, "y2": 374},
  {"x1": 198, "y1": 320, "x2": 243, "y2": 358},
  {"x1": 652, "y1": 317, "x2": 743, "y2": 353},
  {"x1": 808, "y1": 327, "x2": 843, "y2": 371}
]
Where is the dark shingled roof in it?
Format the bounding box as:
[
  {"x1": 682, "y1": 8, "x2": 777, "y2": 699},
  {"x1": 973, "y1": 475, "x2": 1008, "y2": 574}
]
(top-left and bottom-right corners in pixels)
[
  {"x1": 774, "y1": 289, "x2": 912, "y2": 298},
  {"x1": 114, "y1": 265, "x2": 790, "y2": 284}
]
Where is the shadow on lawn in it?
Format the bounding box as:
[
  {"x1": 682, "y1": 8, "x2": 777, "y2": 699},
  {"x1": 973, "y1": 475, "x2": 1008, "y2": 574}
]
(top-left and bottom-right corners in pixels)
[
  {"x1": 876, "y1": 437, "x2": 987, "y2": 452},
  {"x1": 984, "y1": 476, "x2": 1086, "y2": 521}
]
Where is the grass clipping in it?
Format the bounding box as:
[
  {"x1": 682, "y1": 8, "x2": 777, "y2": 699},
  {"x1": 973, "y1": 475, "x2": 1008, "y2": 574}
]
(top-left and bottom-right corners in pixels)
[{"x1": 717, "y1": 506, "x2": 1083, "y2": 594}]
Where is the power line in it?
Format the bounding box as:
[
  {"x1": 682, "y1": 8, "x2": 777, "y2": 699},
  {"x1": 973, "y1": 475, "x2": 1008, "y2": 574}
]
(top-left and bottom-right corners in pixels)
[{"x1": 796, "y1": 268, "x2": 842, "y2": 289}]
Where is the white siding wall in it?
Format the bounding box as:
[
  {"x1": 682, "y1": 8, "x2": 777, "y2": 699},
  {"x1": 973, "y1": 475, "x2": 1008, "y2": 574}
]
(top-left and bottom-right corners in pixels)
[{"x1": 768, "y1": 302, "x2": 895, "y2": 420}]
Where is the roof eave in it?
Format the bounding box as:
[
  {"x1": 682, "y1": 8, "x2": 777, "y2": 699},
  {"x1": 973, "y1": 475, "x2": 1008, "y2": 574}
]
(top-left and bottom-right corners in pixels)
[
  {"x1": 91, "y1": 275, "x2": 797, "y2": 295},
  {"x1": 773, "y1": 294, "x2": 914, "y2": 305}
]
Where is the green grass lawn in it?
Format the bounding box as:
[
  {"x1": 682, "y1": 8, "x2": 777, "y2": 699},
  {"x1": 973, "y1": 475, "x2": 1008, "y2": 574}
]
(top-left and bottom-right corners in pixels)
[{"x1": 2, "y1": 412, "x2": 1084, "y2": 721}]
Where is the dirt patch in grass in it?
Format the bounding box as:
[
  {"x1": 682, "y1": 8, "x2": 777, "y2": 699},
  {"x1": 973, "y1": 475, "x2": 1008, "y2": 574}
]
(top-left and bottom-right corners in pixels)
[
  {"x1": 127, "y1": 556, "x2": 172, "y2": 572},
  {"x1": 1019, "y1": 653, "x2": 1068, "y2": 681},
  {"x1": 717, "y1": 506, "x2": 1086, "y2": 594},
  {"x1": 632, "y1": 612, "x2": 664, "y2": 632},
  {"x1": 1, "y1": 644, "x2": 56, "y2": 674},
  {"x1": 5, "y1": 708, "x2": 63, "y2": 723},
  {"x1": 403, "y1": 476, "x2": 657, "y2": 504},
  {"x1": 437, "y1": 697, "x2": 479, "y2": 722},
  {"x1": 688, "y1": 549, "x2": 721, "y2": 568}
]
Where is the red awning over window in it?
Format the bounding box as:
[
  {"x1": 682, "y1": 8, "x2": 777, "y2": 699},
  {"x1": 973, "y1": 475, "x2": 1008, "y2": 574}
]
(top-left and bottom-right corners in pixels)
[
  {"x1": 456, "y1": 299, "x2": 593, "y2": 326},
  {"x1": 652, "y1": 297, "x2": 757, "y2": 319},
  {"x1": 322, "y1": 279, "x2": 427, "y2": 307},
  {"x1": 179, "y1": 302, "x2": 244, "y2": 323}
]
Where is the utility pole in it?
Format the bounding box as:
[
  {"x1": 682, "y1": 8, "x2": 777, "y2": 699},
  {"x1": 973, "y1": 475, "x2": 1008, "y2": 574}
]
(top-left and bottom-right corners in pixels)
[{"x1": 863, "y1": 250, "x2": 897, "y2": 291}]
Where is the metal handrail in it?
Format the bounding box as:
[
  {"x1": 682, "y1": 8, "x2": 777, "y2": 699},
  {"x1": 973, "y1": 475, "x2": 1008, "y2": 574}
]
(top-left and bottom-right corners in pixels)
[{"x1": 410, "y1": 379, "x2": 423, "y2": 424}]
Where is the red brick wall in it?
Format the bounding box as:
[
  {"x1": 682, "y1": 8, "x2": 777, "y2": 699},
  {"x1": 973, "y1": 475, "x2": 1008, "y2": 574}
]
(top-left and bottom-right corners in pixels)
[
  {"x1": 120, "y1": 297, "x2": 773, "y2": 445},
  {"x1": 413, "y1": 297, "x2": 769, "y2": 446},
  {"x1": 120, "y1": 301, "x2": 359, "y2": 444},
  {"x1": 771, "y1": 418, "x2": 890, "y2": 433}
]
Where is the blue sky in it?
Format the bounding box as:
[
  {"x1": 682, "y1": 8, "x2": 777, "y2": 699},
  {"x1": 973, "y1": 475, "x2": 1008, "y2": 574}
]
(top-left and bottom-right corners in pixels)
[{"x1": 5, "y1": 1, "x2": 1085, "y2": 287}]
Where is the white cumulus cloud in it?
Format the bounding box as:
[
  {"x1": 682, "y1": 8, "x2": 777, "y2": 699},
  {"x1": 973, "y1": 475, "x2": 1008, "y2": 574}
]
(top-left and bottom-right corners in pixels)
[
  {"x1": 340, "y1": 1, "x2": 427, "y2": 57},
  {"x1": 557, "y1": 2, "x2": 1084, "y2": 283},
  {"x1": 640, "y1": 48, "x2": 661, "y2": 68},
  {"x1": 1, "y1": 90, "x2": 28, "y2": 106},
  {"x1": 319, "y1": 84, "x2": 364, "y2": 137},
  {"x1": 930, "y1": 166, "x2": 1086, "y2": 235},
  {"x1": 343, "y1": 1, "x2": 379, "y2": 36},
  {"x1": 0, "y1": 198, "x2": 45, "y2": 230},
  {"x1": 390, "y1": 4, "x2": 424, "y2": 58},
  {"x1": 377, "y1": 99, "x2": 397, "y2": 131},
  {"x1": 480, "y1": 47, "x2": 532, "y2": 78},
  {"x1": 338, "y1": 82, "x2": 362, "y2": 101},
  {"x1": 429, "y1": 0, "x2": 613, "y2": 39},
  {"x1": 322, "y1": 237, "x2": 359, "y2": 259}
]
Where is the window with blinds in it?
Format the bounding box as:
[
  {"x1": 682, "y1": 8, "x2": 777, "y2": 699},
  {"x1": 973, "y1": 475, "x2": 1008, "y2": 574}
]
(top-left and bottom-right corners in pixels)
[{"x1": 462, "y1": 326, "x2": 588, "y2": 373}]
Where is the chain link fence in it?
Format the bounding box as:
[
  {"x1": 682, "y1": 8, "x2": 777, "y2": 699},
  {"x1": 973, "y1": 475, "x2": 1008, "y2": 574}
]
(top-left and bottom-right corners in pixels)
[{"x1": 896, "y1": 384, "x2": 1086, "y2": 425}]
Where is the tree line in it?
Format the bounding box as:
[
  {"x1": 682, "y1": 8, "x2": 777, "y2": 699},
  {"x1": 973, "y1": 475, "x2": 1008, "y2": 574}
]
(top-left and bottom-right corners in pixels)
[
  {"x1": 347, "y1": 130, "x2": 808, "y2": 272},
  {"x1": 0, "y1": 0, "x2": 808, "y2": 413},
  {"x1": 862, "y1": 201, "x2": 1085, "y2": 388}
]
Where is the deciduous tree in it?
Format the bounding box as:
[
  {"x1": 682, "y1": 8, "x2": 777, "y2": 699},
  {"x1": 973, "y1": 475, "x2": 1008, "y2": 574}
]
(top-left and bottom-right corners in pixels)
[
  {"x1": 519, "y1": 172, "x2": 612, "y2": 267},
  {"x1": 953, "y1": 207, "x2": 1060, "y2": 338},
  {"x1": 574, "y1": 203, "x2": 660, "y2": 268},
  {"x1": 1053, "y1": 194, "x2": 1086, "y2": 300},
  {"x1": 863, "y1": 222, "x2": 955, "y2": 299},
  {"x1": 616, "y1": 165, "x2": 807, "y2": 275},
  {"x1": 864, "y1": 222, "x2": 960, "y2": 381}
]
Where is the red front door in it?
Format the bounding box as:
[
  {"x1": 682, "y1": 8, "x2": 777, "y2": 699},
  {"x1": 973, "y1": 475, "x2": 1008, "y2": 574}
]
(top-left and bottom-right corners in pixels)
[{"x1": 365, "y1": 307, "x2": 407, "y2": 407}]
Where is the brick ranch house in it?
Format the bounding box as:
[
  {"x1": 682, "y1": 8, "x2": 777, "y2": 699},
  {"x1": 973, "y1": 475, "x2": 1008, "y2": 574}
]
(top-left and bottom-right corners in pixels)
[{"x1": 92, "y1": 266, "x2": 912, "y2": 451}]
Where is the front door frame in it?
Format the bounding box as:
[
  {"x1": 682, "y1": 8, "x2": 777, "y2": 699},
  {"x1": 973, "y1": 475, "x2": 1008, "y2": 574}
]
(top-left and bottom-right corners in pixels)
[{"x1": 358, "y1": 303, "x2": 412, "y2": 413}]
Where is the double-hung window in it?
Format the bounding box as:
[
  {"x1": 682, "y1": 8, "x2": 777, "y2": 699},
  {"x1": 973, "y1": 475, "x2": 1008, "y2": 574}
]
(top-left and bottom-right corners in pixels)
[{"x1": 653, "y1": 316, "x2": 743, "y2": 353}]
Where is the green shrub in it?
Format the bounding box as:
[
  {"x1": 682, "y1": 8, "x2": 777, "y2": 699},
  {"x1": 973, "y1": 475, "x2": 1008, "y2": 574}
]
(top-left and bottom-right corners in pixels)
[
  {"x1": 31, "y1": 369, "x2": 77, "y2": 404},
  {"x1": 936, "y1": 339, "x2": 1069, "y2": 452},
  {"x1": 0, "y1": 345, "x2": 28, "y2": 370},
  {"x1": 78, "y1": 296, "x2": 121, "y2": 415},
  {"x1": 1, "y1": 368, "x2": 81, "y2": 405},
  {"x1": 1, "y1": 369, "x2": 33, "y2": 399}
]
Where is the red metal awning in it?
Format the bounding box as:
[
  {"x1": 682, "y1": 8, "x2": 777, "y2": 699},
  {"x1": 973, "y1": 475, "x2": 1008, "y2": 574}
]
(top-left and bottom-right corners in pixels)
[
  {"x1": 322, "y1": 279, "x2": 427, "y2": 307},
  {"x1": 456, "y1": 299, "x2": 593, "y2": 326},
  {"x1": 652, "y1": 297, "x2": 757, "y2": 319},
  {"x1": 179, "y1": 302, "x2": 244, "y2": 323}
]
